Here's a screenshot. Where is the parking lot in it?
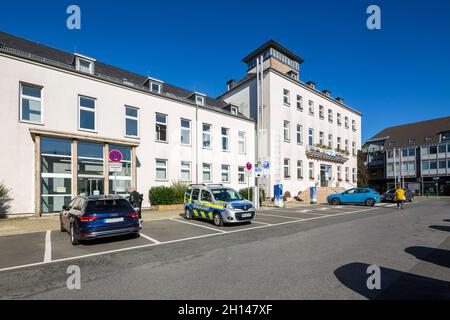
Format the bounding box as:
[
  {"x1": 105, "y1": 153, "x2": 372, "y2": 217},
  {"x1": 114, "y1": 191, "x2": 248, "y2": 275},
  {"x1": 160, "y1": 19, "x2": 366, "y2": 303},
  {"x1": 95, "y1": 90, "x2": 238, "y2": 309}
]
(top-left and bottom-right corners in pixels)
[{"x1": 0, "y1": 202, "x2": 408, "y2": 273}]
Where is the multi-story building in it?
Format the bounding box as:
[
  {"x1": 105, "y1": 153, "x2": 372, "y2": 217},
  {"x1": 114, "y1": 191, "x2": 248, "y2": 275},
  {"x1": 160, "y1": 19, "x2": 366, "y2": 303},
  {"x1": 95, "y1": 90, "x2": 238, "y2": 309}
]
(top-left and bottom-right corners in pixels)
[
  {"x1": 363, "y1": 116, "x2": 450, "y2": 195},
  {"x1": 220, "y1": 40, "x2": 362, "y2": 198},
  {"x1": 0, "y1": 32, "x2": 256, "y2": 215}
]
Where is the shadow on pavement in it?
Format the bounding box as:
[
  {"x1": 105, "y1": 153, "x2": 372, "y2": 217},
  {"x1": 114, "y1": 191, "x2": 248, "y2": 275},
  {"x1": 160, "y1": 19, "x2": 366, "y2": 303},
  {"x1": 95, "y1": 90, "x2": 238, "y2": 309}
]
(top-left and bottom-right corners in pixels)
[
  {"x1": 443, "y1": 219, "x2": 450, "y2": 223},
  {"x1": 405, "y1": 246, "x2": 450, "y2": 269},
  {"x1": 334, "y1": 262, "x2": 450, "y2": 300},
  {"x1": 429, "y1": 225, "x2": 450, "y2": 233},
  {"x1": 80, "y1": 233, "x2": 139, "y2": 246}
]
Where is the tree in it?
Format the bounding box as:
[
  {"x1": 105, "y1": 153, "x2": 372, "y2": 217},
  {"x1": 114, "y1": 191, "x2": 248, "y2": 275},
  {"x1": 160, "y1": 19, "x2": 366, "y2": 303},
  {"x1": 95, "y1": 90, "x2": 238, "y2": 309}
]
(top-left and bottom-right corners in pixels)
[
  {"x1": 357, "y1": 151, "x2": 369, "y2": 188},
  {"x1": 0, "y1": 182, "x2": 13, "y2": 218}
]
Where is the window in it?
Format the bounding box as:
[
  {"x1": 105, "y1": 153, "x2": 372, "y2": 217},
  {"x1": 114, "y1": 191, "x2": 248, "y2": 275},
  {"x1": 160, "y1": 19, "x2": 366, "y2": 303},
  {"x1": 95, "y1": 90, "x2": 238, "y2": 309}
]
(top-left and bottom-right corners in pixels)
[
  {"x1": 284, "y1": 159, "x2": 290, "y2": 179},
  {"x1": 438, "y1": 144, "x2": 446, "y2": 154},
  {"x1": 439, "y1": 161, "x2": 446, "y2": 169},
  {"x1": 125, "y1": 106, "x2": 139, "y2": 138},
  {"x1": 284, "y1": 121, "x2": 290, "y2": 142},
  {"x1": 422, "y1": 161, "x2": 429, "y2": 170},
  {"x1": 155, "y1": 113, "x2": 168, "y2": 142},
  {"x1": 337, "y1": 166, "x2": 342, "y2": 180},
  {"x1": 221, "y1": 128, "x2": 230, "y2": 151},
  {"x1": 328, "y1": 134, "x2": 333, "y2": 148},
  {"x1": 283, "y1": 89, "x2": 290, "y2": 105},
  {"x1": 352, "y1": 120, "x2": 356, "y2": 131},
  {"x1": 150, "y1": 82, "x2": 161, "y2": 94},
  {"x1": 20, "y1": 83, "x2": 43, "y2": 124},
  {"x1": 202, "y1": 163, "x2": 212, "y2": 182},
  {"x1": 308, "y1": 128, "x2": 314, "y2": 146},
  {"x1": 337, "y1": 137, "x2": 342, "y2": 149},
  {"x1": 429, "y1": 146, "x2": 437, "y2": 154},
  {"x1": 309, "y1": 162, "x2": 314, "y2": 180},
  {"x1": 352, "y1": 142, "x2": 356, "y2": 156},
  {"x1": 387, "y1": 150, "x2": 393, "y2": 158},
  {"x1": 424, "y1": 136, "x2": 433, "y2": 142},
  {"x1": 76, "y1": 57, "x2": 94, "y2": 74},
  {"x1": 108, "y1": 145, "x2": 132, "y2": 195},
  {"x1": 180, "y1": 161, "x2": 191, "y2": 182},
  {"x1": 319, "y1": 105, "x2": 324, "y2": 119},
  {"x1": 202, "y1": 123, "x2": 212, "y2": 148},
  {"x1": 319, "y1": 132, "x2": 324, "y2": 145},
  {"x1": 337, "y1": 113, "x2": 342, "y2": 125},
  {"x1": 402, "y1": 149, "x2": 408, "y2": 157},
  {"x1": 430, "y1": 161, "x2": 437, "y2": 170},
  {"x1": 221, "y1": 165, "x2": 230, "y2": 183},
  {"x1": 352, "y1": 168, "x2": 356, "y2": 182},
  {"x1": 156, "y1": 159, "x2": 168, "y2": 181},
  {"x1": 408, "y1": 148, "x2": 415, "y2": 156},
  {"x1": 328, "y1": 109, "x2": 333, "y2": 122},
  {"x1": 231, "y1": 106, "x2": 238, "y2": 115},
  {"x1": 345, "y1": 167, "x2": 349, "y2": 181},
  {"x1": 408, "y1": 162, "x2": 416, "y2": 172},
  {"x1": 345, "y1": 139, "x2": 349, "y2": 152},
  {"x1": 297, "y1": 160, "x2": 303, "y2": 179},
  {"x1": 421, "y1": 146, "x2": 429, "y2": 155},
  {"x1": 181, "y1": 119, "x2": 191, "y2": 145},
  {"x1": 345, "y1": 117, "x2": 349, "y2": 129},
  {"x1": 296, "y1": 95, "x2": 303, "y2": 110},
  {"x1": 308, "y1": 100, "x2": 314, "y2": 114},
  {"x1": 238, "y1": 131, "x2": 246, "y2": 154},
  {"x1": 196, "y1": 95, "x2": 205, "y2": 106},
  {"x1": 296, "y1": 125, "x2": 303, "y2": 145},
  {"x1": 238, "y1": 166, "x2": 245, "y2": 184},
  {"x1": 79, "y1": 96, "x2": 96, "y2": 131}
]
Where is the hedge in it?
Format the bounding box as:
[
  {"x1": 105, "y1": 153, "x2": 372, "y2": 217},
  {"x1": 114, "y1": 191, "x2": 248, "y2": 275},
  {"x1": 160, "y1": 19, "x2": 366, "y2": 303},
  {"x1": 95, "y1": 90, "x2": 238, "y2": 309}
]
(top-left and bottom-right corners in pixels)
[
  {"x1": 0, "y1": 182, "x2": 13, "y2": 218},
  {"x1": 148, "y1": 182, "x2": 187, "y2": 205}
]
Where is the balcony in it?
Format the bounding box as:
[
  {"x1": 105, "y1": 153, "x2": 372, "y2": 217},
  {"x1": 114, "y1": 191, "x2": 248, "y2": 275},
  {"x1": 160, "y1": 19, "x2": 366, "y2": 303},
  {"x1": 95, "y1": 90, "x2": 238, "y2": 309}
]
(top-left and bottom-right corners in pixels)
[{"x1": 306, "y1": 145, "x2": 349, "y2": 163}]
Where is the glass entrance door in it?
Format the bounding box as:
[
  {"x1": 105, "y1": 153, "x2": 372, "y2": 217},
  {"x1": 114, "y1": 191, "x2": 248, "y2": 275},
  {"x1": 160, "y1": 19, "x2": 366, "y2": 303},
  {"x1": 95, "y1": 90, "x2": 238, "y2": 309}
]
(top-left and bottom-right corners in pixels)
[
  {"x1": 320, "y1": 165, "x2": 331, "y2": 187},
  {"x1": 78, "y1": 177, "x2": 104, "y2": 196}
]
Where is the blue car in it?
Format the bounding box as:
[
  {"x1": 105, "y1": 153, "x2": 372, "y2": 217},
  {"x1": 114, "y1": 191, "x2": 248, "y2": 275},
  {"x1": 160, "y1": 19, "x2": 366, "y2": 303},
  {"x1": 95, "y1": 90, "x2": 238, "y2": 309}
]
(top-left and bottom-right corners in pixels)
[
  {"x1": 60, "y1": 195, "x2": 140, "y2": 245},
  {"x1": 327, "y1": 188, "x2": 381, "y2": 207}
]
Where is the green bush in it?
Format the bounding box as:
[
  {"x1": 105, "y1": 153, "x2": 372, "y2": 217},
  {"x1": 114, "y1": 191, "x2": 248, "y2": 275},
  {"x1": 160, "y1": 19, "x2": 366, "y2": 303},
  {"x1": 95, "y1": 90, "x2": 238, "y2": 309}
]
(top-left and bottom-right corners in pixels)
[
  {"x1": 239, "y1": 188, "x2": 253, "y2": 201},
  {"x1": 148, "y1": 181, "x2": 187, "y2": 205},
  {"x1": 0, "y1": 182, "x2": 13, "y2": 218}
]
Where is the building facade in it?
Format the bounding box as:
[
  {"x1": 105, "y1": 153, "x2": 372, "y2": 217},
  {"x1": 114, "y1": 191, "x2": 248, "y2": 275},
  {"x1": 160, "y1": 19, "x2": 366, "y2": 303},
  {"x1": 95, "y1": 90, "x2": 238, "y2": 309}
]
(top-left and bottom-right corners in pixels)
[
  {"x1": 363, "y1": 117, "x2": 450, "y2": 195},
  {"x1": 0, "y1": 32, "x2": 255, "y2": 215},
  {"x1": 220, "y1": 41, "x2": 362, "y2": 198}
]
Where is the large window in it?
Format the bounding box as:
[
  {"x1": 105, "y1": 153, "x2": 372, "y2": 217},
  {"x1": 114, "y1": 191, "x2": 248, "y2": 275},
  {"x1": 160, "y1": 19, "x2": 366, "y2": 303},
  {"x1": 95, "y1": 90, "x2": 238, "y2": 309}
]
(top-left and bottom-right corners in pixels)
[
  {"x1": 296, "y1": 125, "x2": 303, "y2": 145},
  {"x1": 79, "y1": 96, "x2": 96, "y2": 132},
  {"x1": 319, "y1": 105, "x2": 324, "y2": 119},
  {"x1": 309, "y1": 162, "x2": 314, "y2": 180},
  {"x1": 203, "y1": 123, "x2": 212, "y2": 149},
  {"x1": 319, "y1": 132, "x2": 324, "y2": 145},
  {"x1": 328, "y1": 109, "x2": 333, "y2": 123},
  {"x1": 222, "y1": 127, "x2": 230, "y2": 151},
  {"x1": 238, "y1": 131, "x2": 246, "y2": 154},
  {"x1": 308, "y1": 100, "x2": 314, "y2": 115},
  {"x1": 221, "y1": 165, "x2": 230, "y2": 183},
  {"x1": 284, "y1": 159, "x2": 290, "y2": 179},
  {"x1": 20, "y1": 83, "x2": 43, "y2": 124},
  {"x1": 156, "y1": 113, "x2": 168, "y2": 142},
  {"x1": 181, "y1": 161, "x2": 191, "y2": 182},
  {"x1": 203, "y1": 163, "x2": 212, "y2": 182},
  {"x1": 337, "y1": 137, "x2": 342, "y2": 149},
  {"x1": 328, "y1": 134, "x2": 333, "y2": 148},
  {"x1": 109, "y1": 145, "x2": 132, "y2": 195},
  {"x1": 40, "y1": 137, "x2": 72, "y2": 213},
  {"x1": 78, "y1": 141, "x2": 104, "y2": 197},
  {"x1": 125, "y1": 106, "x2": 139, "y2": 138},
  {"x1": 284, "y1": 121, "x2": 290, "y2": 142},
  {"x1": 308, "y1": 128, "x2": 314, "y2": 146},
  {"x1": 156, "y1": 159, "x2": 168, "y2": 181},
  {"x1": 337, "y1": 113, "x2": 342, "y2": 126},
  {"x1": 181, "y1": 119, "x2": 191, "y2": 145}
]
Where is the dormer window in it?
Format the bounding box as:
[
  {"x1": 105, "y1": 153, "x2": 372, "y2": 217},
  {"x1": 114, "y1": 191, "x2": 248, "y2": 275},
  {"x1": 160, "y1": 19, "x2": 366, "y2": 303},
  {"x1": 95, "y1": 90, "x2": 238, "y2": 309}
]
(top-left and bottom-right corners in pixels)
[
  {"x1": 287, "y1": 71, "x2": 298, "y2": 80},
  {"x1": 74, "y1": 54, "x2": 95, "y2": 75},
  {"x1": 196, "y1": 95, "x2": 205, "y2": 106},
  {"x1": 151, "y1": 82, "x2": 161, "y2": 94},
  {"x1": 231, "y1": 106, "x2": 238, "y2": 115}
]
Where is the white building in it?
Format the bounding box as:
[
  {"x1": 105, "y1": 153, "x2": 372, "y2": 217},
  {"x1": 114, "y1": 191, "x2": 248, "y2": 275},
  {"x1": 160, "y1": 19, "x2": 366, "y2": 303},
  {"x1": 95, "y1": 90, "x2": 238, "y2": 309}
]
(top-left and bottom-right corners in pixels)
[
  {"x1": 0, "y1": 32, "x2": 255, "y2": 215},
  {"x1": 220, "y1": 40, "x2": 362, "y2": 198}
]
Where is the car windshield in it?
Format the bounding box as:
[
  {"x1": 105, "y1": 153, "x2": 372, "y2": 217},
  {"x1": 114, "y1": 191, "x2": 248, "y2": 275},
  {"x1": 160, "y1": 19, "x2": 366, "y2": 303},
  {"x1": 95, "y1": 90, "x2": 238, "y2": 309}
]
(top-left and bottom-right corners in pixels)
[
  {"x1": 85, "y1": 199, "x2": 132, "y2": 214},
  {"x1": 211, "y1": 189, "x2": 243, "y2": 202}
]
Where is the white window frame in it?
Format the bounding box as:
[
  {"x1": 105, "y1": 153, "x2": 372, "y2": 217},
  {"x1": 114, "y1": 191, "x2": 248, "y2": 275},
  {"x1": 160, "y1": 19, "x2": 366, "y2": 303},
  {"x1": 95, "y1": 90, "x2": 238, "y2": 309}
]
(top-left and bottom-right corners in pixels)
[
  {"x1": 284, "y1": 121, "x2": 291, "y2": 142},
  {"x1": 284, "y1": 158, "x2": 291, "y2": 179},
  {"x1": 231, "y1": 106, "x2": 238, "y2": 115},
  {"x1": 78, "y1": 95, "x2": 97, "y2": 133},
  {"x1": 76, "y1": 57, "x2": 95, "y2": 75},
  {"x1": 19, "y1": 82, "x2": 44, "y2": 125},
  {"x1": 297, "y1": 160, "x2": 303, "y2": 179},
  {"x1": 180, "y1": 118, "x2": 191, "y2": 146},
  {"x1": 155, "y1": 159, "x2": 168, "y2": 181},
  {"x1": 345, "y1": 167, "x2": 350, "y2": 181},
  {"x1": 328, "y1": 134, "x2": 333, "y2": 148},
  {"x1": 345, "y1": 139, "x2": 349, "y2": 152},
  {"x1": 319, "y1": 131, "x2": 324, "y2": 145},
  {"x1": 238, "y1": 131, "x2": 246, "y2": 154},
  {"x1": 337, "y1": 166, "x2": 342, "y2": 180},
  {"x1": 202, "y1": 123, "x2": 212, "y2": 149},
  {"x1": 345, "y1": 116, "x2": 349, "y2": 129},
  {"x1": 352, "y1": 120, "x2": 356, "y2": 131},
  {"x1": 296, "y1": 124, "x2": 303, "y2": 145},
  {"x1": 337, "y1": 113, "x2": 342, "y2": 126},
  {"x1": 296, "y1": 95, "x2": 303, "y2": 110},
  {"x1": 309, "y1": 162, "x2": 315, "y2": 180},
  {"x1": 221, "y1": 127, "x2": 230, "y2": 152},
  {"x1": 328, "y1": 109, "x2": 333, "y2": 123},
  {"x1": 352, "y1": 142, "x2": 356, "y2": 156},
  {"x1": 308, "y1": 100, "x2": 314, "y2": 115},
  {"x1": 202, "y1": 163, "x2": 212, "y2": 183},
  {"x1": 238, "y1": 166, "x2": 245, "y2": 184},
  {"x1": 308, "y1": 128, "x2": 314, "y2": 146},
  {"x1": 319, "y1": 105, "x2": 324, "y2": 119},
  {"x1": 196, "y1": 95, "x2": 205, "y2": 106},
  {"x1": 155, "y1": 113, "x2": 168, "y2": 142},
  {"x1": 337, "y1": 137, "x2": 342, "y2": 150},
  {"x1": 124, "y1": 106, "x2": 139, "y2": 138},
  {"x1": 150, "y1": 82, "x2": 161, "y2": 94},
  {"x1": 180, "y1": 161, "x2": 191, "y2": 182},
  {"x1": 283, "y1": 89, "x2": 290, "y2": 106},
  {"x1": 221, "y1": 164, "x2": 230, "y2": 183}
]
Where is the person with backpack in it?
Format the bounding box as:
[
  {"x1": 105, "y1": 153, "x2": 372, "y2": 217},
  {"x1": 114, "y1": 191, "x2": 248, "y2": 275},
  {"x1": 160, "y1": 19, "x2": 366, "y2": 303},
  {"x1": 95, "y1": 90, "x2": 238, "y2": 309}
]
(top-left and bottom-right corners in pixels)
[
  {"x1": 394, "y1": 186, "x2": 406, "y2": 210},
  {"x1": 128, "y1": 186, "x2": 143, "y2": 223}
]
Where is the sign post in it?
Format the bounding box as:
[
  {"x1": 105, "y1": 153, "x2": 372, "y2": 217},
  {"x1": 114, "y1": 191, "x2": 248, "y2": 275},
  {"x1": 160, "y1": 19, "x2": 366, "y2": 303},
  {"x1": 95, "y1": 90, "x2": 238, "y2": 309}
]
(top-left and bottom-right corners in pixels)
[
  {"x1": 109, "y1": 150, "x2": 123, "y2": 195},
  {"x1": 245, "y1": 162, "x2": 253, "y2": 201}
]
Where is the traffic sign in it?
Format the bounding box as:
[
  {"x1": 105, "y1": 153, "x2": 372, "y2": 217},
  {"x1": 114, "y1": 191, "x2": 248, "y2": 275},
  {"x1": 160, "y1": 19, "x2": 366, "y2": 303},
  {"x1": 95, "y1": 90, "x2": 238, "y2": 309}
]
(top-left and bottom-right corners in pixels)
[
  {"x1": 109, "y1": 163, "x2": 123, "y2": 172},
  {"x1": 263, "y1": 161, "x2": 270, "y2": 169},
  {"x1": 246, "y1": 162, "x2": 253, "y2": 171},
  {"x1": 109, "y1": 150, "x2": 123, "y2": 163},
  {"x1": 255, "y1": 167, "x2": 263, "y2": 178}
]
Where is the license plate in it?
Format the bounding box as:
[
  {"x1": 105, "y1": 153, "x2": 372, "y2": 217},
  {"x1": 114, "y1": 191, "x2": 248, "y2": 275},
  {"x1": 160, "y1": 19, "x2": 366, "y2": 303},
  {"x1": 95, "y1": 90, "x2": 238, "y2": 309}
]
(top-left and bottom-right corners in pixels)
[
  {"x1": 241, "y1": 213, "x2": 252, "y2": 218},
  {"x1": 104, "y1": 218, "x2": 124, "y2": 223}
]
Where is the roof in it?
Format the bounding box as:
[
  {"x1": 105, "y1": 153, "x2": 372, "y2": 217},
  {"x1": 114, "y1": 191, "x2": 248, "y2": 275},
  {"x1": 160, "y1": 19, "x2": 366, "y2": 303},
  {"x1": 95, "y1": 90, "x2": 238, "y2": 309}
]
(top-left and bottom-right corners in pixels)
[
  {"x1": 0, "y1": 31, "x2": 250, "y2": 120},
  {"x1": 367, "y1": 116, "x2": 450, "y2": 149},
  {"x1": 242, "y1": 40, "x2": 305, "y2": 64}
]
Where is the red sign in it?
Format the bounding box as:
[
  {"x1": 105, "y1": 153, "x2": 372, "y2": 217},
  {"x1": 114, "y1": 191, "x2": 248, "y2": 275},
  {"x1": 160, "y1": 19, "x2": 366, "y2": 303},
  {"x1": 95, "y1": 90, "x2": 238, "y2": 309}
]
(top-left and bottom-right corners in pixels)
[
  {"x1": 109, "y1": 150, "x2": 123, "y2": 163},
  {"x1": 246, "y1": 162, "x2": 253, "y2": 171}
]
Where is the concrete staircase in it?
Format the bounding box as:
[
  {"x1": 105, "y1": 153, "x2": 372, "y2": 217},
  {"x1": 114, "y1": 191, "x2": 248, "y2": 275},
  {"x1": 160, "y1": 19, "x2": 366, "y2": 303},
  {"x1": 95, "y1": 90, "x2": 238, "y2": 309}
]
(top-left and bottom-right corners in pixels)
[{"x1": 298, "y1": 187, "x2": 346, "y2": 203}]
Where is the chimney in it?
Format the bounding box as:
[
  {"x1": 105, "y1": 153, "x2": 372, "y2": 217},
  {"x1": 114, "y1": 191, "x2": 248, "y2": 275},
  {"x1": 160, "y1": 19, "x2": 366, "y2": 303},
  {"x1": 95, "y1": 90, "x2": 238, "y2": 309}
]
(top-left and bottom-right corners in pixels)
[
  {"x1": 306, "y1": 81, "x2": 316, "y2": 89},
  {"x1": 336, "y1": 97, "x2": 344, "y2": 104},
  {"x1": 322, "y1": 89, "x2": 331, "y2": 97},
  {"x1": 227, "y1": 79, "x2": 239, "y2": 91}
]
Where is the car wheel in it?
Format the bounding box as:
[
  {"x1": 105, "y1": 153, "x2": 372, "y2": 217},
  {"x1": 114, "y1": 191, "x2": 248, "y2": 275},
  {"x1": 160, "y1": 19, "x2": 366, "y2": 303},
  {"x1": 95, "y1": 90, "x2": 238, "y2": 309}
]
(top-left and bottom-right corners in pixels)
[
  {"x1": 185, "y1": 208, "x2": 193, "y2": 220},
  {"x1": 332, "y1": 198, "x2": 341, "y2": 205},
  {"x1": 213, "y1": 212, "x2": 224, "y2": 227},
  {"x1": 70, "y1": 222, "x2": 80, "y2": 246},
  {"x1": 365, "y1": 198, "x2": 376, "y2": 207}
]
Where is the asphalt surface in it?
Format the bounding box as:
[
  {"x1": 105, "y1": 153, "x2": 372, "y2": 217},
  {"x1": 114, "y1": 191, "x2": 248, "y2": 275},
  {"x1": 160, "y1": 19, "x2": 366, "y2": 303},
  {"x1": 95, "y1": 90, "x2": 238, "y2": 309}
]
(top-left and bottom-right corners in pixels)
[{"x1": 0, "y1": 199, "x2": 449, "y2": 300}]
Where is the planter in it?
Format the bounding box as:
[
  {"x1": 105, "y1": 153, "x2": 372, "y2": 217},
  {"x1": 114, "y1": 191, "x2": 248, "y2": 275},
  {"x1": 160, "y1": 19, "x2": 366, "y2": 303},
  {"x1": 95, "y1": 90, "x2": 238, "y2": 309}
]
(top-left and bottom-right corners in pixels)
[{"x1": 151, "y1": 204, "x2": 184, "y2": 211}]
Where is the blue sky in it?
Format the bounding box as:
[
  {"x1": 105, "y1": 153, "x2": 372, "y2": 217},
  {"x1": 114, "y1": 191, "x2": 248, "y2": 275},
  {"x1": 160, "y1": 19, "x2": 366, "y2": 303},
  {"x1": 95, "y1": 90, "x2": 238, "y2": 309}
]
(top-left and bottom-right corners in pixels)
[{"x1": 1, "y1": 0, "x2": 449, "y2": 141}]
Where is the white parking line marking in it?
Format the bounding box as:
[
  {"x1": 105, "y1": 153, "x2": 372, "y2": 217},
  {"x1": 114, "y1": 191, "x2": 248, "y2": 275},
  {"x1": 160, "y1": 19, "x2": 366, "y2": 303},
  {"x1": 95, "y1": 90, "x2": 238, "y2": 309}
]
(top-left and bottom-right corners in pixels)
[
  {"x1": 257, "y1": 213, "x2": 304, "y2": 220},
  {"x1": 295, "y1": 211, "x2": 329, "y2": 216},
  {"x1": 44, "y1": 230, "x2": 52, "y2": 263},
  {"x1": 139, "y1": 233, "x2": 161, "y2": 244},
  {"x1": 385, "y1": 204, "x2": 396, "y2": 207},
  {"x1": 170, "y1": 218, "x2": 227, "y2": 233},
  {"x1": 0, "y1": 206, "x2": 383, "y2": 273},
  {"x1": 252, "y1": 221, "x2": 272, "y2": 226}
]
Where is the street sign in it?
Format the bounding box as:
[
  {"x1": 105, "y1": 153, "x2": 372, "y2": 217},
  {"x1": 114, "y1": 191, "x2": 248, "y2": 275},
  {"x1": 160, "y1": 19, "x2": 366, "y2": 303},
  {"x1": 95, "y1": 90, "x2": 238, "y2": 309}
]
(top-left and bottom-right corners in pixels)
[
  {"x1": 109, "y1": 163, "x2": 123, "y2": 172},
  {"x1": 246, "y1": 162, "x2": 253, "y2": 171},
  {"x1": 109, "y1": 150, "x2": 123, "y2": 163},
  {"x1": 255, "y1": 167, "x2": 263, "y2": 178},
  {"x1": 263, "y1": 161, "x2": 270, "y2": 169}
]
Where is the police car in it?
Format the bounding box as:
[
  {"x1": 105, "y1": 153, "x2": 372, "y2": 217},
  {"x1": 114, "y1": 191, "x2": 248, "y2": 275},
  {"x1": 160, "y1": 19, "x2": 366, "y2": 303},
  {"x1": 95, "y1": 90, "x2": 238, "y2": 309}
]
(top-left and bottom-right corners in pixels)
[{"x1": 184, "y1": 184, "x2": 256, "y2": 226}]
